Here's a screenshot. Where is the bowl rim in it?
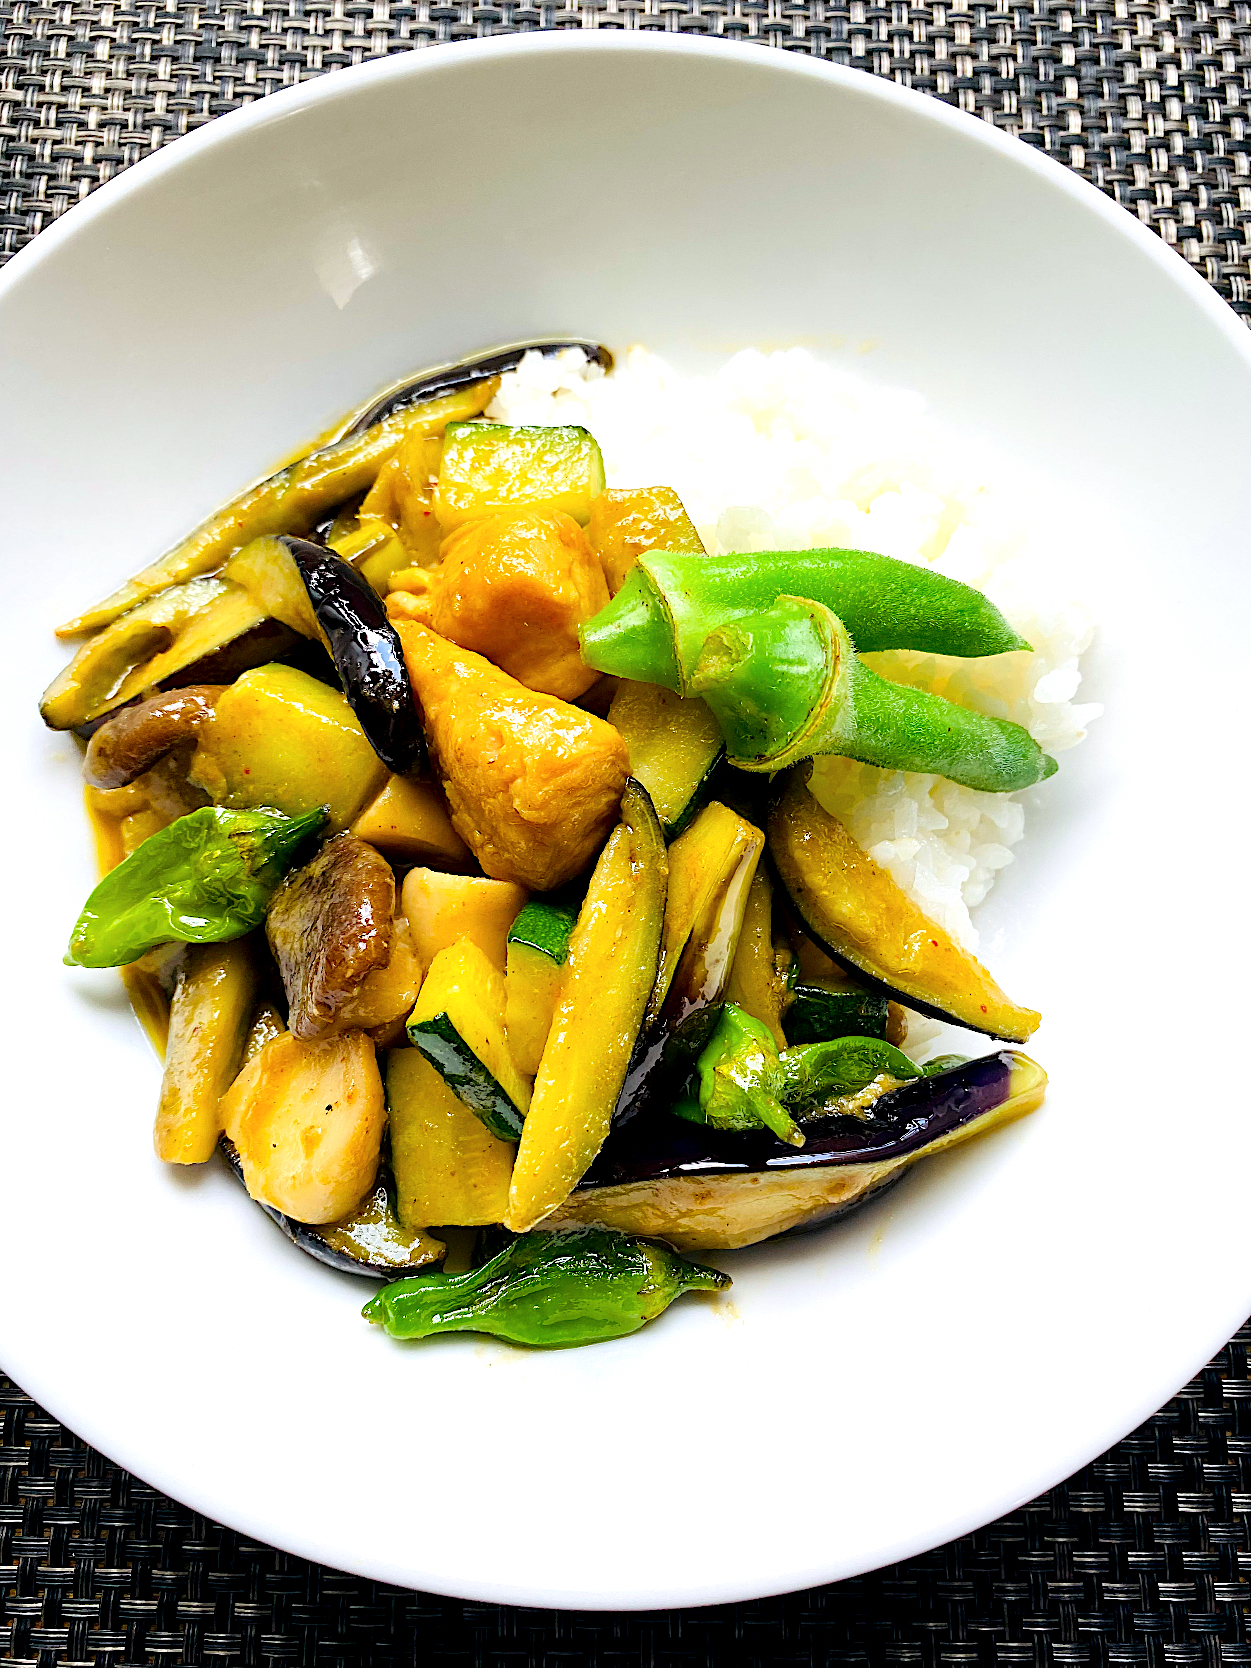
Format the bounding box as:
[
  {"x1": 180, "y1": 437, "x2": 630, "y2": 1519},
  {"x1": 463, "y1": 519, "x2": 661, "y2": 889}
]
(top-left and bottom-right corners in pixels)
[
  {"x1": 2, "y1": 29, "x2": 1250, "y2": 377},
  {"x1": 4, "y1": 32, "x2": 1251, "y2": 1607}
]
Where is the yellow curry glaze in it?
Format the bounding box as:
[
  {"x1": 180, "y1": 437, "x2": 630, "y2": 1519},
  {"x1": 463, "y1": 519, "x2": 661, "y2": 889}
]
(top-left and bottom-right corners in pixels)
[
  {"x1": 390, "y1": 615, "x2": 629, "y2": 891},
  {"x1": 427, "y1": 508, "x2": 609, "y2": 701}
]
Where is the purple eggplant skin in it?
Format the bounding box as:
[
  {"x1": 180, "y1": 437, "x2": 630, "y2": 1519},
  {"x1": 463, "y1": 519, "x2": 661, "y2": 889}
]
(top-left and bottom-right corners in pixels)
[
  {"x1": 548, "y1": 1050, "x2": 1045, "y2": 1252},
  {"x1": 586, "y1": 1049, "x2": 1035, "y2": 1187},
  {"x1": 281, "y1": 536, "x2": 425, "y2": 776},
  {"x1": 341, "y1": 341, "x2": 613, "y2": 438}
]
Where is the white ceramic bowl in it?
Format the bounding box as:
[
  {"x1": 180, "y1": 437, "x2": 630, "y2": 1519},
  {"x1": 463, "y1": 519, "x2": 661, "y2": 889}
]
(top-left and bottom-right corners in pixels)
[{"x1": 2, "y1": 34, "x2": 1250, "y2": 1611}]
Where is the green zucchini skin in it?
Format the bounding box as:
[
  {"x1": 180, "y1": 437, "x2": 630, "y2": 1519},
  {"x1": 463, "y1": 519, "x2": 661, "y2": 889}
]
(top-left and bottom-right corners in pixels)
[
  {"x1": 507, "y1": 897, "x2": 579, "y2": 965},
  {"x1": 408, "y1": 1014, "x2": 525, "y2": 1142},
  {"x1": 784, "y1": 980, "x2": 890, "y2": 1045}
]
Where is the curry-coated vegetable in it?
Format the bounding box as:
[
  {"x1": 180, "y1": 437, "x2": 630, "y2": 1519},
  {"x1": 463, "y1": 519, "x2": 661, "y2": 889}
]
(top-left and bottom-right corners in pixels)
[
  {"x1": 768, "y1": 767, "x2": 1041, "y2": 1041},
  {"x1": 56, "y1": 382, "x2": 498, "y2": 639},
  {"x1": 349, "y1": 774, "x2": 470, "y2": 868},
  {"x1": 407, "y1": 941, "x2": 532, "y2": 1142},
  {"x1": 65, "y1": 804, "x2": 325, "y2": 968},
  {"x1": 587, "y1": 483, "x2": 705, "y2": 596},
  {"x1": 606, "y1": 681, "x2": 724, "y2": 839},
  {"x1": 434, "y1": 423, "x2": 606, "y2": 531},
  {"x1": 553, "y1": 1051, "x2": 1047, "y2": 1251},
  {"x1": 400, "y1": 868, "x2": 527, "y2": 973},
  {"x1": 722, "y1": 869, "x2": 790, "y2": 1050},
  {"x1": 579, "y1": 545, "x2": 1030, "y2": 688},
  {"x1": 505, "y1": 897, "x2": 579, "y2": 1076},
  {"x1": 362, "y1": 1226, "x2": 729, "y2": 1347},
  {"x1": 676, "y1": 1003, "x2": 803, "y2": 1145},
  {"x1": 154, "y1": 939, "x2": 258, "y2": 1164},
  {"x1": 385, "y1": 1047, "x2": 516, "y2": 1230},
  {"x1": 783, "y1": 976, "x2": 890, "y2": 1045},
  {"x1": 505, "y1": 781, "x2": 667, "y2": 1233},
  {"x1": 689, "y1": 595, "x2": 1056, "y2": 790},
  {"x1": 189, "y1": 663, "x2": 388, "y2": 834},
  {"x1": 282, "y1": 537, "x2": 426, "y2": 776}
]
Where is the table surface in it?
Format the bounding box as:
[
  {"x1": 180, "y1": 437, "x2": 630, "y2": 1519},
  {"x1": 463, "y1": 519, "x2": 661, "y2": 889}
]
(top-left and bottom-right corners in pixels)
[{"x1": 3, "y1": 7, "x2": 1251, "y2": 1661}]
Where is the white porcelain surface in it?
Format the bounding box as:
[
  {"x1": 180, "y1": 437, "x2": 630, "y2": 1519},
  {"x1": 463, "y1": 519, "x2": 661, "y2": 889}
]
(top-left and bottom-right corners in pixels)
[{"x1": 2, "y1": 34, "x2": 1250, "y2": 1610}]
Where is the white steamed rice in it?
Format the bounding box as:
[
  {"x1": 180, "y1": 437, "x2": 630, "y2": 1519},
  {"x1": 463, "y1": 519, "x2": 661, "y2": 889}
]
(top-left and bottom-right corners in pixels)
[{"x1": 487, "y1": 344, "x2": 1101, "y2": 956}]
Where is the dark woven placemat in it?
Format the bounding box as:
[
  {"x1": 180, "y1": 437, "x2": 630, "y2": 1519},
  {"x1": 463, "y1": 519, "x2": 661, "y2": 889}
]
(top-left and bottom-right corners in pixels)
[
  {"x1": 3, "y1": 1323, "x2": 1251, "y2": 1663},
  {"x1": 3, "y1": 5, "x2": 1251, "y2": 1661}
]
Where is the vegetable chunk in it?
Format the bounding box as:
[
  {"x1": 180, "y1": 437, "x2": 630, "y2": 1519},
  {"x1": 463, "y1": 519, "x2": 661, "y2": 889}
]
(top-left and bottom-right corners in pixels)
[
  {"x1": 155, "y1": 939, "x2": 259, "y2": 1164},
  {"x1": 391, "y1": 617, "x2": 629, "y2": 891},
  {"x1": 435, "y1": 423, "x2": 605, "y2": 531},
  {"x1": 587, "y1": 483, "x2": 705, "y2": 595},
  {"x1": 427, "y1": 509, "x2": 609, "y2": 700},
  {"x1": 190, "y1": 663, "x2": 388, "y2": 833},
  {"x1": 400, "y1": 868, "x2": 527, "y2": 973},
  {"x1": 221, "y1": 1029, "x2": 385, "y2": 1223},
  {"x1": 505, "y1": 782, "x2": 667, "y2": 1231},
  {"x1": 386, "y1": 1048, "x2": 515, "y2": 1229},
  {"x1": 350, "y1": 774, "x2": 470, "y2": 868}
]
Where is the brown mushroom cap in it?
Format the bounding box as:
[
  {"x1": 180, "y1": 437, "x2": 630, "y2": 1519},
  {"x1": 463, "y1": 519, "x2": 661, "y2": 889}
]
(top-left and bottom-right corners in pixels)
[
  {"x1": 83, "y1": 685, "x2": 227, "y2": 790},
  {"x1": 266, "y1": 834, "x2": 395, "y2": 1040}
]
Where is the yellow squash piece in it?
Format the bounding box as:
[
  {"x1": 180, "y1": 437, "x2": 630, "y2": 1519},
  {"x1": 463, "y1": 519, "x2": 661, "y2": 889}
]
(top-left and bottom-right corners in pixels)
[
  {"x1": 428, "y1": 508, "x2": 609, "y2": 701},
  {"x1": 407, "y1": 941, "x2": 532, "y2": 1140},
  {"x1": 769, "y1": 768, "x2": 1040, "y2": 1042},
  {"x1": 40, "y1": 577, "x2": 271, "y2": 732},
  {"x1": 434, "y1": 422, "x2": 605, "y2": 532},
  {"x1": 505, "y1": 781, "x2": 667, "y2": 1232},
  {"x1": 651, "y1": 801, "x2": 766, "y2": 1024},
  {"x1": 391, "y1": 616, "x2": 629, "y2": 891},
  {"x1": 221, "y1": 1029, "x2": 386, "y2": 1223},
  {"x1": 350, "y1": 773, "x2": 471, "y2": 868},
  {"x1": 400, "y1": 869, "x2": 527, "y2": 974},
  {"x1": 189, "y1": 662, "x2": 388, "y2": 833},
  {"x1": 607, "y1": 680, "x2": 724, "y2": 838},
  {"x1": 505, "y1": 949, "x2": 565, "y2": 1078},
  {"x1": 154, "y1": 939, "x2": 259, "y2": 1164},
  {"x1": 58, "y1": 382, "x2": 497, "y2": 638},
  {"x1": 587, "y1": 483, "x2": 705, "y2": 595},
  {"x1": 723, "y1": 868, "x2": 789, "y2": 1050},
  {"x1": 386, "y1": 1047, "x2": 515, "y2": 1229}
]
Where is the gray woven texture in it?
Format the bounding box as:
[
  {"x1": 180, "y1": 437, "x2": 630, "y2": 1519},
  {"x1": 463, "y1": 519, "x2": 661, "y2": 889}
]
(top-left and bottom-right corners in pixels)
[
  {"x1": 4, "y1": 1322, "x2": 1251, "y2": 1662},
  {"x1": 0, "y1": 0, "x2": 1249, "y2": 316},
  {"x1": 3, "y1": 6, "x2": 1251, "y2": 1661}
]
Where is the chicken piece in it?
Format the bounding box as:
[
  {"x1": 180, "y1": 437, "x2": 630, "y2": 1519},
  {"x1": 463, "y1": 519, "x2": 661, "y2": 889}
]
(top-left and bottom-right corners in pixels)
[
  {"x1": 426, "y1": 508, "x2": 609, "y2": 700},
  {"x1": 266, "y1": 834, "x2": 395, "y2": 1039},
  {"x1": 390, "y1": 614, "x2": 629, "y2": 890}
]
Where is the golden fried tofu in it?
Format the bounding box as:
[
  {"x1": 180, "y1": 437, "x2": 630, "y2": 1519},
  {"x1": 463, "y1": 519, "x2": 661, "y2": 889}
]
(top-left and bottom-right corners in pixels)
[
  {"x1": 390, "y1": 614, "x2": 628, "y2": 890},
  {"x1": 428, "y1": 508, "x2": 608, "y2": 700}
]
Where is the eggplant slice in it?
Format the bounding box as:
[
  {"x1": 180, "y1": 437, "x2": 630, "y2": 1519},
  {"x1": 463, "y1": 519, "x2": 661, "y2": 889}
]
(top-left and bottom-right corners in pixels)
[
  {"x1": 548, "y1": 1050, "x2": 1045, "y2": 1251},
  {"x1": 219, "y1": 1139, "x2": 443, "y2": 1278},
  {"x1": 340, "y1": 340, "x2": 614, "y2": 438},
  {"x1": 282, "y1": 536, "x2": 425, "y2": 775}
]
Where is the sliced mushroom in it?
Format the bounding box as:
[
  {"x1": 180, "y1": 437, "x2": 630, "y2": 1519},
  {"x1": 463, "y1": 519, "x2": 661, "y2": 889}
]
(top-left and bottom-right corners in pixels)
[
  {"x1": 265, "y1": 834, "x2": 395, "y2": 1039},
  {"x1": 83, "y1": 685, "x2": 227, "y2": 789}
]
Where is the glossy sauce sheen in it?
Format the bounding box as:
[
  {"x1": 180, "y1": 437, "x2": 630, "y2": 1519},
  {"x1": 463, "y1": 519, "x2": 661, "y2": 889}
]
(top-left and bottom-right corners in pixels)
[
  {"x1": 282, "y1": 538, "x2": 425, "y2": 776},
  {"x1": 583, "y1": 1050, "x2": 1017, "y2": 1185}
]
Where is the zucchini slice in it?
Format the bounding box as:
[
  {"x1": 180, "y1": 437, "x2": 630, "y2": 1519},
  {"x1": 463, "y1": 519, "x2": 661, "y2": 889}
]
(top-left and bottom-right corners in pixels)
[
  {"x1": 505, "y1": 897, "x2": 579, "y2": 1076},
  {"x1": 587, "y1": 483, "x2": 705, "y2": 596},
  {"x1": 607, "y1": 681, "x2": 724, "y2": 840},
  {"x1": 386, "y1": 1047, "x2": 515, "y2": 1229},
  {"x1": 155, "y1": 938, "x2": 259, "y2": 1165},
  {"x1": 434, "y1": 423, "x2": 606, "y2": 531},
  {"x1": 505, "y1": 780, "x2": 667, "y2": 1233},
  {"x1": 768, "y1": 767, "x2": 1040, "y2": 1042},
  {"x1": 407, "y1": 941, "x2": 532, "y2": 1141}
]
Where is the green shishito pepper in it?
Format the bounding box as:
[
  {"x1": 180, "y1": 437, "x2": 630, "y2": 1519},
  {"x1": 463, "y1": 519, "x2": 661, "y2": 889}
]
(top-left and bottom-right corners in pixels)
[
  {"x1": 689, "y1": 595, "x2": 1057, "y2": 790},
  {"x1": 673, "y1": 1002, "x2": 922, "y2": 1140},
  {"x1": 66, "y1": 804, "x2": 326, "y2": 968},
  {"x1": 363, "y1": 1227, "x2": 730, "y2": 1348},
  {"x1": 580, "y1": 546, "x2": 1030, "y2": 690}
]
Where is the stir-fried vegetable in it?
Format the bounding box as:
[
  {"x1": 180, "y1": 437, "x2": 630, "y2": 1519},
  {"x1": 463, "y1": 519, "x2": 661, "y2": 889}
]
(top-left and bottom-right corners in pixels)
[
  {"x1": 50, "y1": 340, "x2": 1060, "y2": 1341},
  {"x1": 580, "y1": 544, "x2": 1030, "y2": 689},
  {"x1": 769, "y1": 768, "x2": 1040, "y2": 1041},
  {"x1": 363, "y1": 1227, "x2": 728, "y2": 1347},
  {"x1": 66, "y1": 805, "x2": 324, "y2": 968},
  {"x1": 689, "y1": 595, "x2": 1056, "y2": 790}
]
